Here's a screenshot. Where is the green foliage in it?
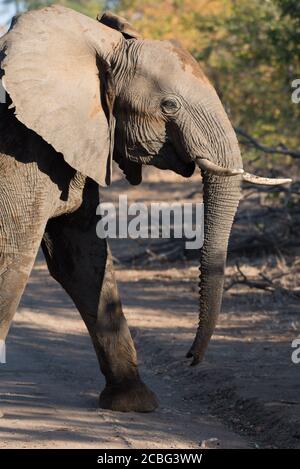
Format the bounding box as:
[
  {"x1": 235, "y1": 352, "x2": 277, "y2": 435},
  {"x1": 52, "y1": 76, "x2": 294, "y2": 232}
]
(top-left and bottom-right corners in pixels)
[{"x1": 194, "y1": 0, "x2": 300, "y2": 152}]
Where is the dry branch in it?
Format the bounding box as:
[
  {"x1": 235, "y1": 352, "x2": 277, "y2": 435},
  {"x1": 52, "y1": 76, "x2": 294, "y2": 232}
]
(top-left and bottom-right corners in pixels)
[{"x1": 235, "y1": 127, "x2": 300, "y2": 159}]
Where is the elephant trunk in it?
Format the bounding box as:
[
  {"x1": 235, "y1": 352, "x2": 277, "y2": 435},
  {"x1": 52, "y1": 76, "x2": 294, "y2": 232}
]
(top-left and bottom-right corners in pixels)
[{"x1": 187, "y1": 171, "x2": 241, "y2": 366}]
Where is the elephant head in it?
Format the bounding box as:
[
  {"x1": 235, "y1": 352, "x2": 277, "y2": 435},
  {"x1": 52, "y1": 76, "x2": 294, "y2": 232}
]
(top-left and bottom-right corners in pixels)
[{"x1": 0, "y1": 6, "x2": 291, "y2": 365}]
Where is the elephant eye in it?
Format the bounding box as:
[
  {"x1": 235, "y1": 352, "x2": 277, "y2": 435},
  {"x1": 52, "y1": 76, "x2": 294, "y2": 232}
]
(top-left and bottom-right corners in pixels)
[{"x1": 161, "y1": 97, "x2": 180, "y2": 114}]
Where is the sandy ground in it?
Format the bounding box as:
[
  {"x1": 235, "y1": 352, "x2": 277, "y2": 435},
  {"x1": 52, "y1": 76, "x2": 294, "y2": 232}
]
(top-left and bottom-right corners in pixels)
[{"x1": 0, "y1": 167, "x2": 299, "y2": 448}]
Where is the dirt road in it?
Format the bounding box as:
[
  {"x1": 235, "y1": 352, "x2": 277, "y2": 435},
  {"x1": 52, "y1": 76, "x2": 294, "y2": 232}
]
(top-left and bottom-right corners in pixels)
[
  {"x1": 0, "y1": 252, "x2": 249, "y2": 449},
  {"x1": 0, "y1": 168, "x2": 299, "y2": 448}
]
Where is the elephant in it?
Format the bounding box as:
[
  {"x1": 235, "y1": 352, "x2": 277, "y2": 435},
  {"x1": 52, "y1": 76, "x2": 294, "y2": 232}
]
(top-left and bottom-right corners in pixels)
[{"x1": 0, "y1": 5, "x2": 291, "y2": 412}]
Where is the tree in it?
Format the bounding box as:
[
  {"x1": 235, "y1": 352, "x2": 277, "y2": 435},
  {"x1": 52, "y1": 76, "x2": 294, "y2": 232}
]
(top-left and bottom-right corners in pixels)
[{"x1": 192, "y1": 0, "x2": 300, "y2": 151}]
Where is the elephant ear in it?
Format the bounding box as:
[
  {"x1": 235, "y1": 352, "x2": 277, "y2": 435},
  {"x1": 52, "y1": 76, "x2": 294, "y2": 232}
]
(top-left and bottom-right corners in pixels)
[
  {"x1": 0, "y1": 6, "x2": 123, "y2": 187},
  {"x1": 97, "y1": 11, "x2": 143, "y2": 186}
]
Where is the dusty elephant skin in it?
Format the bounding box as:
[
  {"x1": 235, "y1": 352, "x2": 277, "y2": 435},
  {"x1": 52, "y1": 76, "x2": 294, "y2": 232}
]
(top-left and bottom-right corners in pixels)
[{"x1": 0, "y1": 6, "x2": 290, "y2": 412}]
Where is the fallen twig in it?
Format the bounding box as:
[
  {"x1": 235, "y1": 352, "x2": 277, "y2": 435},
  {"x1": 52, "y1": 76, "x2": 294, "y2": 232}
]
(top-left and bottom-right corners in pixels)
[{"x1": 225, "y1": 263, "x2": 300, "y2": 298}]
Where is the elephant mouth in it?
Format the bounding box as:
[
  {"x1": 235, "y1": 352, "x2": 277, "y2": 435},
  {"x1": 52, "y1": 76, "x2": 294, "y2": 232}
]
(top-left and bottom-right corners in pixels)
[
  {"x1": 152, "y1": 140, "x2": 196, "y2": 177},
  {"x1": 127, "y1": 139, "x2": 196, "y2": 177}
]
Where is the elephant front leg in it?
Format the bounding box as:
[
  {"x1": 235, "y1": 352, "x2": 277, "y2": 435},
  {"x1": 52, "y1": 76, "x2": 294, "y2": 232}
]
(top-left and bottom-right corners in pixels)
[
  {"x1": 42, "y1": 213, "x2": 158, "y2": 412},
  {"x1": 89, "y1": 247, "x2": 158, "y2": 413}
]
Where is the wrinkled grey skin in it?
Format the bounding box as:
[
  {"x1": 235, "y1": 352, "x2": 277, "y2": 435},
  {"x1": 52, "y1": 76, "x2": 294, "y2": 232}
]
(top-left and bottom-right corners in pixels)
[{"x1": 0, "y1": 6, "x2": 287, "y2": 412}]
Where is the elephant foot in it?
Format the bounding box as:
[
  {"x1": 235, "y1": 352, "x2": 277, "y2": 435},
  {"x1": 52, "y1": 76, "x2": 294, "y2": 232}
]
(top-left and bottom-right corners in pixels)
[{"x1": 99, "y1": 379, "x2": 159, "y2": 413}]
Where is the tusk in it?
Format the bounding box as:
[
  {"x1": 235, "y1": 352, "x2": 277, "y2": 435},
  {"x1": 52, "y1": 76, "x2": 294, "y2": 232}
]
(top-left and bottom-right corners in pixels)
[
  {"x1": 196, "y1": 158, "x2": 244, "y2": 176},
  {"x1": 243, "y1": 172, "x2": 292, "y2": 185}
]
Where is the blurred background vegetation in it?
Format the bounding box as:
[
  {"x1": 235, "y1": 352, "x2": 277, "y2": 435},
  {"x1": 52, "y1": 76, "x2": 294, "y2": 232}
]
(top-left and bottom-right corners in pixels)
[{"x1": 1, "y1": 0, "x2": 299, "y2": 171}]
